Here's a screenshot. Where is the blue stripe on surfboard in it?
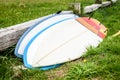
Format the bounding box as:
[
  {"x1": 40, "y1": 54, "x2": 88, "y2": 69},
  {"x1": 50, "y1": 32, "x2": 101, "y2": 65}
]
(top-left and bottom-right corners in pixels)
[
  {"x1": 40, "y1": 64, "x2": 62, "y2": 70},
  {"x1": 25, "y1": 64, "x2": 62, "y2": 70},
  {"x1": 23, "y1": 17, "x2": 76, "y2": 70},
  {"x1": 15, "y1": 13, "x2": 77, "y2": 58}
]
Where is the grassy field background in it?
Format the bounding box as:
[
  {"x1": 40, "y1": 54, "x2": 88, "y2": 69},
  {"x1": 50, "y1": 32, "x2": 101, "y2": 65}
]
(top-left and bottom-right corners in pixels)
[
  {"x1": 0, "y1": 0, "x2": 94, "y2": 28},
  {"x1": 0, "y1": 0, "x2": 120, "y2": 80}
]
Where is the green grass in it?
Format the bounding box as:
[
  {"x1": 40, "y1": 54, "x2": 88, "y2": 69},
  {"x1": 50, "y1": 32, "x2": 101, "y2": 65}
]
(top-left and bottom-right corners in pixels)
[
  {"x1": 0, "y1": 0, "x2": 120, "y2": 80},
  {"x1": 0, "y1": 0, "x2": 95, "y2": 28},
  {"x1": 65, "y1": 36, "x2": 120, "y2": 80}
]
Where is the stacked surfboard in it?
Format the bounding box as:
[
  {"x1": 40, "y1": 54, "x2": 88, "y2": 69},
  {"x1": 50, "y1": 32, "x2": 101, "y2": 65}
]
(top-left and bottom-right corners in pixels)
[{"x1": 14, "y1": 11, "x2": 107, "y2": 70}]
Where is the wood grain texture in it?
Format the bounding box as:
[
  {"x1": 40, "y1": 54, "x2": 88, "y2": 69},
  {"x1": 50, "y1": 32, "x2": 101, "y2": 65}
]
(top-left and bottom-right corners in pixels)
[{"x1": 0, "y1": 18, "x2": 42, "y2": 51}]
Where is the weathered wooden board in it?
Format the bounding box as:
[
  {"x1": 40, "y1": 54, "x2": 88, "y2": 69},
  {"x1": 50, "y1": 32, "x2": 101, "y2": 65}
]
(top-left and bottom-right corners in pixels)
[
  {"x1": 84, "y1": 0, "x2": 117, "y2": 13},
  {"x1": 84, "y1": 4, "x2": 102, "y2": 13},
  {"x1": 0, "y1": 18, "x2": 45, "y2": 51}
]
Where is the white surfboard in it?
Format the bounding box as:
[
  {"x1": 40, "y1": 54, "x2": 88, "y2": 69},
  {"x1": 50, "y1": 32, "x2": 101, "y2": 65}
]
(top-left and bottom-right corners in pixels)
[
  {"x1": 15, "y1": 11, "x2": 78, "y2": 58},
  {"x1": 23, "y1": 17, "x2": 107, "y2": 68}
]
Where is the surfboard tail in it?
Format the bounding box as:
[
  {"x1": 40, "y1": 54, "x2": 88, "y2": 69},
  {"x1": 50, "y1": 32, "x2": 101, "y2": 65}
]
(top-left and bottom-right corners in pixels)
[{"x1": 76, "y1": 17, "x2": 107, "y2": 39}]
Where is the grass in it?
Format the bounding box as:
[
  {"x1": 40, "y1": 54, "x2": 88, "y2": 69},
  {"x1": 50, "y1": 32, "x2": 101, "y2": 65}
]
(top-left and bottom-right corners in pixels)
[
  {"x1": 65, "y1": 36, "x2": 120, "y2": 80},
  {"x1": 0, "y1": 0, "x2": 120, "y2": 80},
  {"x1": 0, "y1": 0, "x2": 95, "y2": 28}
]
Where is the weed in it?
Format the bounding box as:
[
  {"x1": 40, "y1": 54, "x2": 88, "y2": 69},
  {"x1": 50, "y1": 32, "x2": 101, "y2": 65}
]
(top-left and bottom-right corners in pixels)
[{"x1": 65, "y1": 62, "x2": 99, "y2": 80}]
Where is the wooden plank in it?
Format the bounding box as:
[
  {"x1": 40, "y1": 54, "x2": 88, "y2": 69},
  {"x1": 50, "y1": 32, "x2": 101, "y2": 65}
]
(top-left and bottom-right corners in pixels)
[
  {"x1": 0, "y1": 17, "x2": 45, "y2": 51},
  {"x1": 84, "y1": 4, "x2": 102, "y2": 13},
  {"x1": 84, "y1": 0, "x2": 117, "y2": 13},
  {"x1": 102, "y1": 1, "x2": 111, "y2": 7}
]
